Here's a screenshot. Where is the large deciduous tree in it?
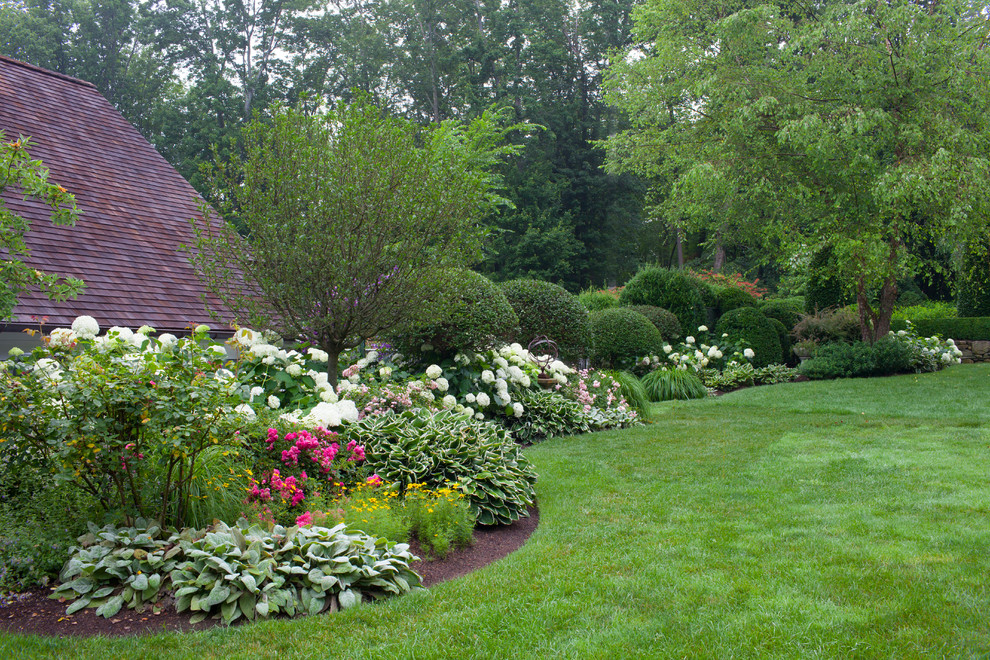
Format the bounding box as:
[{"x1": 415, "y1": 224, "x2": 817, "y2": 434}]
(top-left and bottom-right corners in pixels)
[
  {"x1": 188, "y1": 99, "x2": 522, "y2": 385},
  {"x1": 605, "y1": 0, "x2": 990, "y2": 341}
]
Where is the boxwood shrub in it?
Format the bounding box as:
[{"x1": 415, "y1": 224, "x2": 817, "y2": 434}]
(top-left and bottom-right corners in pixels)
[
  {"x1": 625, "y1": 305, "x2": 682, "y2": 341},
  {"x1": 589, "y1": 307, "x2": 664, "y2": 367},
  {"x1": 767, "y1": 317, "x2": 792, "y2": 365},
  {"x1": 714, "y1": 286, "x2": 757, "y2": 316},
  {"x1": 759, "y1": 299, "x2": 804, "y2": 332},
  {"x1": 500, "y1": 279, "x2": 592, "y2": 361},
  {"x1": 889, "y1": 317, "x2": 990, "y2": 341},
  {"x1": 715, "y1": 307, "x2": 783, "y2": 368},
  {"x1": 396, "y1": 269, "x2": 518, "y2": 359},
  {"x1": 799, "y1": 338, "x2": 912, "y2": 379},
  {"x1": 577, "y1": 290, "x2": 619, "y2": 312},
  {"x1": 619, "y1": 267, "x2": 706, "y2": 333}
]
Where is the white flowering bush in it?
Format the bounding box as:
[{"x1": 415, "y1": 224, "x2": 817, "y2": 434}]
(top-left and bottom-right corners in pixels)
[
  {"x1": 889, "y1": 321, "x2": 962, "y2": 372},
  {"x1": 0, "y1": 321, "x2": 250, "y2": 528},
  {"x1": 633, "y1": 326, "x2": 754, "y2": 375}
]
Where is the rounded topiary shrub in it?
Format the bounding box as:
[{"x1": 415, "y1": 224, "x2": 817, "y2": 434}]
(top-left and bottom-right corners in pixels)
[
  {"x1": 625, "y1": 305, "x2": 682, "y2": 341},
  {"x1": 714, "y1": 286, "x2": 757, "y2": 316},
  {"x1": 500, "y1": 279, "x2": 592, "y2": 361},
  {"x1": 957, "y1": 242, "x2": 990, "y2": 316},
  {"x1": 577, "y1": 290, "x2": 619, "y2": 312},
  {"x1": 767, "y1": 317, "x2": 792, "y2": 365},
  {"x1": 806, "y1": 245, "x2": 852, "y2": 313},
  {"x1": 759, "y1": 299, "x2": 803, "y2": 332},
  {"x1": 619, "y1": 267, "x2": 706, "y2": 334},
  {"x1": 714, "y1": 307, "x2": 782, "y2": 368},
  {"x1": 589, "y1": 308, "x2": 664, "y2": 367},
  {"x1": 397, "y1": 269, "x2": 519, "y2": 358}
]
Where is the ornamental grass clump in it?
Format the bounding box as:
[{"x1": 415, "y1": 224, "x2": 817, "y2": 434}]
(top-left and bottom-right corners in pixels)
[{"x1": 641, "y1": 369, "x2": 708, "y2": 401}]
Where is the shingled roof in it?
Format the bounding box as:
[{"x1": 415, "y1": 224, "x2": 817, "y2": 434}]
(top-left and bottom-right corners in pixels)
[{"x1": 0, "y1": 55, "x2": 233, "y2": 333}]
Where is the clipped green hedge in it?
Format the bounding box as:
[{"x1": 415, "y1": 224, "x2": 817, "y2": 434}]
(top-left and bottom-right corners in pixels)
[
  {"x1": 890, "y1": 317, "x2": 990, "y2": 341},
  {"x1": 767, "y1": 317, "x2": 791, "y2": 365},
  {"x1": 397, "y1": 269, "x2": 518, "y2": 358},
  {"x1": 759, "y1": 299, "x2": 804, "y2": 331},
  {"x1": 500, "y1": 279, "x2": 592, "y2": 361},
  {"x1": 715, "y1": 307, "x2": 782, "y2": 368},
  {"x1": 619, "y1": 267, "x2": 706, "y2": 333},
  {"x1": 589, "y1": 307, "x2": 665, "y2": 367},
  {"x1": 577, "y1": 291, "x2": 619, "y2": 312},
  {"x1": 714, "y1": 286, "x2": 757, "y2": 316},
  {"x1": 625, "y1": 305, "x2": 682, "y2": 341}
]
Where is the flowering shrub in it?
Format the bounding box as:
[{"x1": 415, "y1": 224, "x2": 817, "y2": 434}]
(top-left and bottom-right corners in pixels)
[
  {"x1": 632, "y1": 327, "x2": 753, "y2": 375},
  {"x1": 889, "y1": 321, "x2": 962, "y2": 372},
  {"x1": 560, "y1": 369, "x2": 640, "y2": 429},
  {"x1": 246, "y1": 427, "x2": 367, "y2": 525},
  {"x1": 689, "y1": 269, "x2": 767, "y2": 298},
  {"x1": 0, "y1": 321, "x2": 248, "y2": 528}
]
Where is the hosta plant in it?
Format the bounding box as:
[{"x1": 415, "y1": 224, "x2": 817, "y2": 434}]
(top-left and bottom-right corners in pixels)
[
  {"x1": 343, "y1": 409, "x2": 538, "y2": 525},
  {"x1": 51, "y1": 520, "x2": 178, "y2": 617},
  {"x1": 169, "y1": 520, "x2": 421, "y2": 624}
]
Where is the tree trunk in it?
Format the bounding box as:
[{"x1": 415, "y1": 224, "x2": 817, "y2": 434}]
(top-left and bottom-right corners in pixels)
[
  {"x1": 675, "y1": 228, "x2": 684, "y2": 268},
  {"x1": 713, "y1": 231, "x2": 726, "y2": 273},
  {"x1": 326, "y1": 347, "x2": 340, "y2": 389}
]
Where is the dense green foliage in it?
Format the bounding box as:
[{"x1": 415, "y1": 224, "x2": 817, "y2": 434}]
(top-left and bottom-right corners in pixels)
[
  {"x1": 641, "y1": 368, "x2": 708, "y2": 401},
  {"x1": 606, "y1": 0, "x2": 990, "y2": 341},
  {"x1": 792, "y1": 308, "x2": 861, "y2": 345},
  {"x1": 606, "y1": 370, "x2": 651, "y2": 417},
  {"x1": 714, "y1": 286, "x2": 757, "y2": 317},
  {"x1": 767, "y1": 317, "x2": 791, "y2": 365},
  {"x1": 505, "y1": 389, "x2": 592, "y2": 444},
  {"x1": 577, "y1": 291, "x2": 619, "y2": 312},
  {"x1": 804, "y1": 246, "x2": 851, "y2": 313},
  {"x1": 799, "y1": 339, "x2": 913, "y2": 380},
  {"x1": 625, "y1": 305, "x2": 682, "y2": 341},
  {"x1": 342, "y1": 409, "x2": 537, "y2": 526},
  {"x1": 956, "y1": 242, "x2": 990, "y2": 317},
  {"x1": 714, "y1": 308, "x2": 782, "y2": 368},
  {"x1": 759, "y1": 299, "x2": 804, "y2": 332},
  {"x1": 588, "y1": 307, "x2": 664, "y2": 367},
  {"x1": 890, "y1": 317, "x2": 990, "y2": 341},
  {"x1": 619, "y1": 267, "x2": 706, "y2": 333},
  {"x1": 499, "y1": 279, "x2": 592, "y2": 361},
  {"x1": 394, "y1": 269, "x2": 520, "y2": 361}
]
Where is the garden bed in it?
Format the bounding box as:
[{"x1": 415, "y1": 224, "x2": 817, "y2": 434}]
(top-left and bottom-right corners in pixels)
[{"x1": 0, "y1": 507, "x2": 537, "y2": 638}]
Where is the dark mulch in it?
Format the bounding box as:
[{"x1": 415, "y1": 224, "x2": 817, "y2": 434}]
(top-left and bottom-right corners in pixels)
[{"x1": 0, "y1": 507, "x2": 538, "y2": 638}]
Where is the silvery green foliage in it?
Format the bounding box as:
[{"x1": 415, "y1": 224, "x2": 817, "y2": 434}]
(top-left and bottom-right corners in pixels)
[
  {"x1": 169, "y1": 520, "x2": 421, "y2": 624},
  {"x1": 52, "y1": 519, "x2": 422, "y2": 624},
  {"x1": 345, "y1": 409, "x2": 538, "y2": 526},
  {"x1": 51, "y1": 520, "x2": 177, "y2": 618}
]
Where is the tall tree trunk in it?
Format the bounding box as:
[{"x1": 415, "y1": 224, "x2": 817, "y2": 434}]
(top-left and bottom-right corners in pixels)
[
  {"x1": 675, "y1": 228, "x2": 684, "y2": 268},
  {"x1": 713, "y1": 229, "x2": 726, "y2": 272}
]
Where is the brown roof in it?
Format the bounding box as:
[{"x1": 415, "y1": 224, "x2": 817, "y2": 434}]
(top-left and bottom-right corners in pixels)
[{"x1": 0, "y1": 55, "x2": 234, "y2": 332}]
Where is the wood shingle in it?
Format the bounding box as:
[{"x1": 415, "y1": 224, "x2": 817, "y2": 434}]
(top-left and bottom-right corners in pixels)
[{"x1": 0, "y1": 55, "x2": 233, "y2": 333}]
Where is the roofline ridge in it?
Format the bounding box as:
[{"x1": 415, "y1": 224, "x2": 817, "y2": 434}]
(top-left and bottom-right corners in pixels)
[{"x1": 0, "y1": 55, "x2": 97, "y2": 90}]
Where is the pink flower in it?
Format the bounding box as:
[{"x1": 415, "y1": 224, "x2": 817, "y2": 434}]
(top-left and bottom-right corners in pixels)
[
  {"x1": 367, "y1": 474, "x2": 382, "y2": 485},
  {"x1": 295, "y1": 512, "x2": 313, "y2": 526}
]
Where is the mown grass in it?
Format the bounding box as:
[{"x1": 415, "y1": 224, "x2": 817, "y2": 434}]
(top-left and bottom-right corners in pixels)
[{"x1": 6, "y1": 364, "x2": 990, "y2": 658}]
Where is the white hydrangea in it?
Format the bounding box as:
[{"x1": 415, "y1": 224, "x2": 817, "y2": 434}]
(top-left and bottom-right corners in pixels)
[
  {"x1": 707, "y1": 346, "x2": 720, "y2": 358},
  {"x1": 421, "y1": 391, "x2": 435, "y2": 402},
  {"x1": 194, "y1": 324, "x2": 211, "y2": 334},
  {"x1": 307, "y1": 347, "x2": 329, "y2": 362},
  {"x1": 232, "y1": 327, "x2": 259, "y2": 347},
  {"x1": 262, "y1": 356, "x2": 276, "y2": 366},
  {"x1": 481, "y1": 370, "x2": 495, "y2": 384},
  {"x1": 337, "y1": 399, "x2": 359, "y2": 423},
  {"x1": 348, "y1": 373, "x2": 361, "y2": 384},
  {"x1": 512, "y1": 402, "x2": 524, "y2": 417},
  {"x1": 495, "y1": 378, "x2": 508, "y2": 393},
  {"x1": 33, "y1": 358, "x2": 62, "y2": 378},
  {"x1": 476, "y1": 392, "x2": 491, "y2": 407},
  {"x1": 158, "y1": 333, "x2": 178, "y2": 349},
  {"x1": 234, "y1": 403, "x2": 256, "y2": 419},
  {"x1": 366, "y1": 350, "x2": 379, "y2": 362},
  {"x1": 302, "y1": 402, "x2": 341, "y2": 428},
  {"x1": 267, "y1": 395, "x2": 281, "y2": 409},
  {"x1": 494, "y1": 357, "x2": 509, "y2": 369},
  {"x1": 286, "y1": 363, "x2": 303, "y2": 378},
  {"x1": 442, "y1": 394, "x2": 457, "y2": 409},
  {"x1": 554, "y1": 373, "x2": 568, "y2": 385},
  {"x1": 379, "y1": 366, "x2": 392, "y2": 378},
  {"x1": 215, "y1": 368, "x2": 234, "y2": 381},
  {"x1": 108, "y1": 326, "x2": 134, "y2": 341},
  {"x1": 48, "y1": 327, "x2": 77, "y2": 348},
  {"x1": 698, "y1": 325, "x2": 708, "y2": 332},
  {"x1": 465, "y1": 393, "x2": 477, "y2": 404},
  {"x1": 475, "y1": 413, "x2": 485, "y2": 421},
  {"x1": 250, "y1": 344, "x2": 279, "y2": 358},
  {"x1": 686, "y1": 336, "x2": 695, "y2": 344},
  {"x1": 208, "y1": 345, "x2": 228, "y2": 358},
  {"x1": 435, "y1": 377, "x2": 449, "y2": 392},
  {"x1": 319, "y1": 386, "x2": 339, "y2": 403},
  {"x1": 426, "y1": 364, "x2": 443, "y2": 379},
  {"x1": 312, "y1": 371, "x2": 329, "y2": 386},
  {"x1": 519, "y1": 374, "x2": 531, "y2": 388},
  {"x1": 743, "y1": 348, "x2": 755, "y2": 359},
  {"x1": 663, "y1": 344, "x2": 673, "y2": 354},
  {"x1": 250, "y1": 386, "x2": 264, "y2": 399},
  {"x1": 71, "y1": 315, "x2": 100, "y2": 339}
]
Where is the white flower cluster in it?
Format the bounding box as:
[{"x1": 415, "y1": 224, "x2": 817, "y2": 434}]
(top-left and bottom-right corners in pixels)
[{"x1": 889, "y1": 322, "x2": 963, "y2": 371}]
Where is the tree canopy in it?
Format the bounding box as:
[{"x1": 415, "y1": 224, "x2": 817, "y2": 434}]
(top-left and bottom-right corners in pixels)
[
  {"x1": 188, "y1": 99, "x2": 522, "y2": 384},
  {"x1": 605, "y1": 0, "x2": 990, "y2": 339}
]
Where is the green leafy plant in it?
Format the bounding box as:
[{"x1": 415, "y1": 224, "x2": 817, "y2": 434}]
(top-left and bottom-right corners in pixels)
[
  {"x1": 577, "y1": 290, "x2": 619, "y2": 312},
  {"x1": 51, "y1": 520, "x2": 177, "y2": 617},
  {"x1": 714, "y1": 286, "x2": 757, "y2": 316},
  {"x1": 714, "y1": 307, "x2": 783, "y2": 368},
  {"x1": 619, "y1": 267, "x2": 706, "y2": 333},
  {"x1": 625, "y1": 305, "x2": 682, "y2": 341},
  {"x1": 759, "y1": 299, "x2": 804, "y2": 333},
  {"x1": 792, "y1": 307, "x2": 861, "y2": 345},
  {"x1": 606, "y1": 370, "x2": 651, "y2": 417},
  {"x1": 343, "y1": 409, "x2": 538, "y2": 526},
  {"x1": 500, "y1": 278, "x2": 591, "y2": 361},
  {"x1": 401, "y1": 483, "x2": 475, "y2": 559},
  {"x1": 641, "y1": 369, "x2": 708, "y2": 401},
  {"x1": 589, "y1": 307, "x2": 664, "y2": 368}
]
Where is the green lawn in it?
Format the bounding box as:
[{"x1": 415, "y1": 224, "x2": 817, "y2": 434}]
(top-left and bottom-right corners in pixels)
[{"x1": 7, "y1": 364, "x2": 990, "y2": 659}]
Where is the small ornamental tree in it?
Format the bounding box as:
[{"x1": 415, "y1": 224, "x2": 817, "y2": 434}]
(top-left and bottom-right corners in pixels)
[
  {"x1": 188, "y1": 100, "x2": 523, "y2": 386},
  {"x1": 0, "y1": 132, "x2": 84, "y2": 318}
]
